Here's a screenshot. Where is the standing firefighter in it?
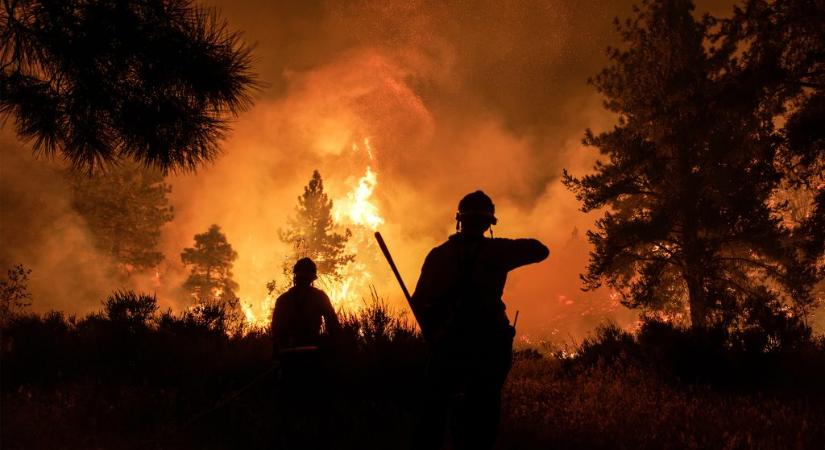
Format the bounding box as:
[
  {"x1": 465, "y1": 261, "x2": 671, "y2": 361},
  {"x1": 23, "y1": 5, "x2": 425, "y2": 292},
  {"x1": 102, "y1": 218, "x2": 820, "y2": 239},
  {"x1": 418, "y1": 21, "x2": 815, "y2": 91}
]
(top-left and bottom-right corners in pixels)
[
  {"x1": 271, "y1": 257, "x2": 340, "y2": 447},
  {"x1": 411, "y1": 190, "x2": 549, "y2": 450},
  {"x1": 271, "y1": 257, "x2": 340, "y2": 379}
]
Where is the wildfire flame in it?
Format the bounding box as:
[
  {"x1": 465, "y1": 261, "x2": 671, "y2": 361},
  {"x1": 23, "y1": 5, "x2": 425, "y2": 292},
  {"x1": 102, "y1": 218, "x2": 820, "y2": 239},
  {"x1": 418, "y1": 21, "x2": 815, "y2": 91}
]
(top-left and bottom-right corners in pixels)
[
  {"x1": 242, "y1": 295, "x2": 274, "y2": 327},
  {"x1": 327, "y1": 163, "x2": 385, "y2": 307},
  {"x1": 241, "y1": 141, "x2": 387, "y2": 327},
  {"x1": 333, "y1": 166, "x2": 383, "y2": 230}
]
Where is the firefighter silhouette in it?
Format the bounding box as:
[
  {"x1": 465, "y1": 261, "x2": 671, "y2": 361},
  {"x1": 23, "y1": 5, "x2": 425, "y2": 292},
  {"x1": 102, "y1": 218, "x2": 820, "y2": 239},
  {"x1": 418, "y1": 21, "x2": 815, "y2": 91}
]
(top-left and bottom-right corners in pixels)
[
  {"x1": 411, "y1": 190, "x2": 549, "y2": 450},
  {"x1": 270, "y1": 257, "x2": 340, "y2": 448},
  {"x1": 271, "y1": 257, "x2": 339, "y2": 353}
]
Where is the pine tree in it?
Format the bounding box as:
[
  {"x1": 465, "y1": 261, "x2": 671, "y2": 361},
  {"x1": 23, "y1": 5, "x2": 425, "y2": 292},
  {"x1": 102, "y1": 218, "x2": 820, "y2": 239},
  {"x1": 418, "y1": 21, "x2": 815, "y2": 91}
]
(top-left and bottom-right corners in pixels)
[
  {"x1": 563, "y1": 0, "x2": 815, "y2": 335},
  {"x1": 69, "y1": 162, "x2": 174, "y2": 273},
  {"x1": 279, "y1": 171, "x2": 354, "y2": 281},
  {"x1": 181, "y1": 225, "x2": 239, "y2": 310},
  {"x1": 721, "y1": 0, "x2": 825, "y2": 309},
  {"x1": 0, "y1": 0, "x2": 257, "y2": 172}
]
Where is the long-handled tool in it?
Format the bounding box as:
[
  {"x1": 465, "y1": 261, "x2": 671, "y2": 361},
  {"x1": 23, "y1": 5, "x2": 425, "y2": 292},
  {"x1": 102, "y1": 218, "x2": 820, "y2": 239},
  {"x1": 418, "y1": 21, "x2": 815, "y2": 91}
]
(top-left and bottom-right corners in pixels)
[{"x1": 374, "y1": 232, "x2": 420, "y2": 323}]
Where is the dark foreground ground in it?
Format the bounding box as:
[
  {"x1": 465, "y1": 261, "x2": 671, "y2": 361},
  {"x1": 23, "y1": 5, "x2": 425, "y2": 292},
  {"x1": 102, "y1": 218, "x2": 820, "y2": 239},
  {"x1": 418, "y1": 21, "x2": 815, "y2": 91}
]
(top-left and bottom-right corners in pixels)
[{"x1": 3, "y1": 301, "x2": 825, "y2": 450}]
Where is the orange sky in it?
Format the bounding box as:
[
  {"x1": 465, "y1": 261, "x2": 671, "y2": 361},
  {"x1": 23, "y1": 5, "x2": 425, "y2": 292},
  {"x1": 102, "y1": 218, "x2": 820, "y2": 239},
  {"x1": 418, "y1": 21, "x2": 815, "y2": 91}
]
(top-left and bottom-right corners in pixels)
[{"x1": 2, "y1": 0, "x2": 760, "y2": 342}]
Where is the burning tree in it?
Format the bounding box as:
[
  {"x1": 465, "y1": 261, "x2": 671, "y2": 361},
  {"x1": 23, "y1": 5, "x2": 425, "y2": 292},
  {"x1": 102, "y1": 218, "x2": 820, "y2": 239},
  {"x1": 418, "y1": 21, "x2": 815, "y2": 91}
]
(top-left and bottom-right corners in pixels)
[
  {"x1": 69, "y1": 162, "x2": 174, "y2": 274},
  {"x1": 278, "y1": 170, "x2": 354, "y2": 288},
  {"x1": 563, "y1": 0, "x2": 816, "y2": 339},
  {"x1": 180, "y1": 225, "x2": 240, "y2": 314}
]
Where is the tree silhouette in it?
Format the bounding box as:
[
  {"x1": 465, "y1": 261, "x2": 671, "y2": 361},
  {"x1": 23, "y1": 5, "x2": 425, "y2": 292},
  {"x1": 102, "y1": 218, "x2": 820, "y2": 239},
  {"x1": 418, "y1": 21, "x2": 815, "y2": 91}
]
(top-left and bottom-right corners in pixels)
[
  {"x1": 721, "y1": 0, "x2": 825, "y2": 307},
  {"x1": 181, "y1": 224, "x2": 239, "y2": 311},
  {"x1": 279, "y1": 170, "x2": 353, "y2": 282},
  {"x1": 69, "y1": 162, "x2": 174, "y2": 273},
  {"x1": 0, "y1": 0, "x2": 257, "y2": 172},
  {"x1": 563, "y1": 0, "x2": 816, "y2": 332}
]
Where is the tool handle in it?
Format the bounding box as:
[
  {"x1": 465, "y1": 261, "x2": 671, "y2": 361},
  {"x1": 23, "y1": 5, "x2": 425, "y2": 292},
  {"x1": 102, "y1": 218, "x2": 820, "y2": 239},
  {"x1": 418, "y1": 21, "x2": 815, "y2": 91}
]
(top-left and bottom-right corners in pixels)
[{"x1": 374, "y1": 232, "x2": 412, "y2": 302}]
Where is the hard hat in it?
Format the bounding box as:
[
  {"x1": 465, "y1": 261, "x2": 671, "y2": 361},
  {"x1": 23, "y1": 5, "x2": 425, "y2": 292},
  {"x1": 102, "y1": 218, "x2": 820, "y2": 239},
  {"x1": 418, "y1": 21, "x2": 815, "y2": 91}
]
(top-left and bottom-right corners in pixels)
[
  {"x1": 293, "y1": 257, "x2": 317, "y2": 275},
  {"x1": 456, "y1": 190, "x2": 497, "y2": 224}
]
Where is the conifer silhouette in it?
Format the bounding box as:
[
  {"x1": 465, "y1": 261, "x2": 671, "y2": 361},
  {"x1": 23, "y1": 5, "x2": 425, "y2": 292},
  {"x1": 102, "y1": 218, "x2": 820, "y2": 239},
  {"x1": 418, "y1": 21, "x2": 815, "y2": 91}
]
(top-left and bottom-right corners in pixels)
[{"x1": 0, "y1": 0, "x2": 257, "y2": 172}]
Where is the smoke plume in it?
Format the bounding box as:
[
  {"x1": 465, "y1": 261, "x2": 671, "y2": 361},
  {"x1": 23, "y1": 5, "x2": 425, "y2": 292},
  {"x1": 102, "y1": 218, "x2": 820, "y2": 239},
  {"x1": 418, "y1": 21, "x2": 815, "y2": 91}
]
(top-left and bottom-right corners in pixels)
[{"x1": 0, "y1": 0, "x2": 736, "y2": 340}]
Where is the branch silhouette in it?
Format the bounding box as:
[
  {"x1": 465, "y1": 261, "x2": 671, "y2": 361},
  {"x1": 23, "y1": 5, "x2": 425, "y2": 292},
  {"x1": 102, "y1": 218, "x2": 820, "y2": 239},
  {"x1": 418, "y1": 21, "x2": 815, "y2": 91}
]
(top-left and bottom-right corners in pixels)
[{"x1": 0, "y1": 0, "x2": 259, "y2": 172}]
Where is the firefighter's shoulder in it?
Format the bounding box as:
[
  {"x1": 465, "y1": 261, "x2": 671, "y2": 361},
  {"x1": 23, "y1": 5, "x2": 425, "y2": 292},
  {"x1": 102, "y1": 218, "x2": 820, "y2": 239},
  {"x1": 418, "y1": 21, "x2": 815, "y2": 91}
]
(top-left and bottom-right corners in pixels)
[
  {"x1": 308, "y1": 285, "x2": 330, "y2": 300},
  {"x1": 424, "y1": 238, "x2": 457, "y2": 262},
  {"x1": 275, "y1": 287, "x2": 295, "y2": 301}
]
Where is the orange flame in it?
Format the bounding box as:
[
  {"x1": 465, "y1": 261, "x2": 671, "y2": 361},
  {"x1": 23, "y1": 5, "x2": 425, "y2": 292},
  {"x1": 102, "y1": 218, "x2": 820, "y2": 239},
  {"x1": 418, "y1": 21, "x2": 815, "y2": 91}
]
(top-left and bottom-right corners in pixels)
[{"x1": 333, "y1": 166, "x2": 383, "y2": 230}]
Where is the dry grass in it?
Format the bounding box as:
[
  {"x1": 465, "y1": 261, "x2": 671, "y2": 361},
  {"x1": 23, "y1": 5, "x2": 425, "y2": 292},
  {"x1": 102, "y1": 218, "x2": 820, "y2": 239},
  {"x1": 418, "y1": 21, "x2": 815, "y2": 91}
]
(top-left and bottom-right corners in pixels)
[
  {"x1": 502, "y1": 358, "x2": 823, "y2": 450},
  {"x1": 3, "y1": 297, "x2": 824, "y2": 449}
]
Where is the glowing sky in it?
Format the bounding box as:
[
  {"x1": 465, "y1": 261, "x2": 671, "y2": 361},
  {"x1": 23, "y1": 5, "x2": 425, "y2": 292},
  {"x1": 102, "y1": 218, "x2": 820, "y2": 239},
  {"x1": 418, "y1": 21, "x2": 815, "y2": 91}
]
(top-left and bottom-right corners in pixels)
[{"x1": 2, "y1": 0, "x2": 756, "y2": 340}]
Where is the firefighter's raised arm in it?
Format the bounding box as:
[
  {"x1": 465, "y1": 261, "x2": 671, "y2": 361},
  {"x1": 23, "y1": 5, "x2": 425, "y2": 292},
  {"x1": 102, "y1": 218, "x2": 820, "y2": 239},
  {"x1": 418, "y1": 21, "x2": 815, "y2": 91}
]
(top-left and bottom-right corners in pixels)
[{"x1": 496, "y1": 238, "x2": 549, "y2": 271}]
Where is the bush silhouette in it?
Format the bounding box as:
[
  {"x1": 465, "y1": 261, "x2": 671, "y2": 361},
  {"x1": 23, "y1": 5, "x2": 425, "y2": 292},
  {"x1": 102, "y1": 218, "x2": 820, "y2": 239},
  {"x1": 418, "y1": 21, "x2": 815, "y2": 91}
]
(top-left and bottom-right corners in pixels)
[
  {"x1": 103, "y1": 290, "x2": 158, "y2": 328},
  {"x1": 3, "y1": 302, "x2": 825, "y2": 449}
]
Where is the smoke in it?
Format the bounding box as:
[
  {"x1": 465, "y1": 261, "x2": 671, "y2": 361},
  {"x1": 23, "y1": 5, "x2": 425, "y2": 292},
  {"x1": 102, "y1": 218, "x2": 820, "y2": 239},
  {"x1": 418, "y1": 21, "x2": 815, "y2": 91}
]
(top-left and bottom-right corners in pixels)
[
  {"x1": 0, "y1": 133, "x2": 119, "y2": 315},
  {"x1": 0, "y1": 0, "x2": 736, "y2": 340},
  {"x1": 159, "y1": 0, "x2": 642, "y2": 337}
]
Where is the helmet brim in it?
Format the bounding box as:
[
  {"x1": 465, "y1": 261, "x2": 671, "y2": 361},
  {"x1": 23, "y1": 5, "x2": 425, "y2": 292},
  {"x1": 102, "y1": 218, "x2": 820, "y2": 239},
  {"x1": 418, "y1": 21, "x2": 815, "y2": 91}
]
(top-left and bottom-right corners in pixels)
[{"x1": 456, "y1": 210, "x2": 498, "y2": 224}]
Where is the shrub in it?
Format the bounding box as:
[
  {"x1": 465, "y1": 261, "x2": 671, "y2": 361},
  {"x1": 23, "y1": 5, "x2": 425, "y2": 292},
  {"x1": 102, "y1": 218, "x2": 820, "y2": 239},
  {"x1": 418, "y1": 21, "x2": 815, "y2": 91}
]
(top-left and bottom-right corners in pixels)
[
  {"x1": 103, "y1": 290, "x2": 158, "y2": 329},
  {"x1": 571, "y1": 321, "x2": 637, "y2": 368}
]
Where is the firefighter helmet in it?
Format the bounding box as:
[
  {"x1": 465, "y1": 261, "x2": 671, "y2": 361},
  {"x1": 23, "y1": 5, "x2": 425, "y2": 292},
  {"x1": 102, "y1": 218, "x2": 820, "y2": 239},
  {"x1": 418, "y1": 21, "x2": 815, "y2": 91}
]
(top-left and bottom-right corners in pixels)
[
  {"x1": 456, "y1": 190, "x2": 497, "y2": 224},
  {"x1": 293, "y1": 257, "x2": 317, "y2": 276}
]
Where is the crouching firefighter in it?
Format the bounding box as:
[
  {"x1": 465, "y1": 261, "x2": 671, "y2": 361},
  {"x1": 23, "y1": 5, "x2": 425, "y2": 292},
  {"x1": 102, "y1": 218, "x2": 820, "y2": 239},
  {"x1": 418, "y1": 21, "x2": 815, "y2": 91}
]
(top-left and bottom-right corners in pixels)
[
  {"x1": 410, "y1": 190, "x2": 549, "y2": 450},
  {"x1": 271, "y1": 257, "x2": 340, "y2": 386}
]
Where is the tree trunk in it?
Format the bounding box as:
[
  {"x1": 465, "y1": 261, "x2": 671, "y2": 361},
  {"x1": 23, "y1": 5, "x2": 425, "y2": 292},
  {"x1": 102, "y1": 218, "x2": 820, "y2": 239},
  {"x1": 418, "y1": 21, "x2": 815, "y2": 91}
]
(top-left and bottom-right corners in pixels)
[
  {"x1": 683, "y1": 207, "x2": 707, "y2": 329},
  {"x1": 686, "y1": 274, "x2": 707, "y2": 329}
]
